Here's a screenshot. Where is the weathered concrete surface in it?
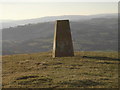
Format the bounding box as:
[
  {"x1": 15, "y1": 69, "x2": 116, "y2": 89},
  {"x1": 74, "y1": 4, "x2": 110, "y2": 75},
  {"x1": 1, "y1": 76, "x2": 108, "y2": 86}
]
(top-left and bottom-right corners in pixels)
[{"x1": 53, "y1": 20, "x2": 74, "y2": 57}]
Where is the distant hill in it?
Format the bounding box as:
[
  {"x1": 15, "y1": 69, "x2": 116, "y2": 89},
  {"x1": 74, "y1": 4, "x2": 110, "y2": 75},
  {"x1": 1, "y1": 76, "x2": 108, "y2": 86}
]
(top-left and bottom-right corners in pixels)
[
  {"x1": 1, "y1": 13, "x2": 117, "y2": 29},
  {"x1": 2, "y1": 14, "x2": 118, "y2": 55}
]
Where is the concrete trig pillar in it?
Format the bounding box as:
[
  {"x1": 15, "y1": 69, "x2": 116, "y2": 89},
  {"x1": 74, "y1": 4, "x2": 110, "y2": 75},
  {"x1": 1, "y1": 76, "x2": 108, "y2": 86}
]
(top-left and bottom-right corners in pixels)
[{"x1": 53, "y1": 20, "x2": 74, "y2": 57}]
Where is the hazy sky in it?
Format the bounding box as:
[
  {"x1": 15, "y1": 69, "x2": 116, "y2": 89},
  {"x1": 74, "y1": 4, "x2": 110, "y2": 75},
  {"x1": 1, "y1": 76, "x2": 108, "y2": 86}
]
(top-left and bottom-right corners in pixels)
[{"x1": 0, "y1": 2, "x2": 118, "y2": 20}]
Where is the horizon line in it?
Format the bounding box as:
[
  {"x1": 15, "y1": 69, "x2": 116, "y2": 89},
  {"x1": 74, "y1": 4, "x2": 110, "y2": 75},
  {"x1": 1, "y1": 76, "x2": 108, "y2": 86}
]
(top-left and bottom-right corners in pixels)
[{"x1": 0, "y1": 13, "x2": 117, "y2": 21}]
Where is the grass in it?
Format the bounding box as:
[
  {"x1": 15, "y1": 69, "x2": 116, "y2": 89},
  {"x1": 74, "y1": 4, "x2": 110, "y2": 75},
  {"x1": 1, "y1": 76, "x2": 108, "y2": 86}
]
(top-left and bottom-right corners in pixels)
[{"x1": 2, "y1": 51, "x2": 119, "y2": 88}]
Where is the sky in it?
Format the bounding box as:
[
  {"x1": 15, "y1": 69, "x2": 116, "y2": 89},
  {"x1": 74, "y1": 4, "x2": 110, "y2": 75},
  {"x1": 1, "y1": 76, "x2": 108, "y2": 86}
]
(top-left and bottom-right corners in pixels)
[{"x1": 0, "y1": 2, "x2": 118, "y2": 20}]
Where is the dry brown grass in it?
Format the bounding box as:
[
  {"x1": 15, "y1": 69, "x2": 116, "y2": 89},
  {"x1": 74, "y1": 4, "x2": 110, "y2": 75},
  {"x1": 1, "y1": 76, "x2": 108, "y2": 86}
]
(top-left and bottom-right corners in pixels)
[{"x1": 2, "y1": 51, "x2": 119, "y2": 88}]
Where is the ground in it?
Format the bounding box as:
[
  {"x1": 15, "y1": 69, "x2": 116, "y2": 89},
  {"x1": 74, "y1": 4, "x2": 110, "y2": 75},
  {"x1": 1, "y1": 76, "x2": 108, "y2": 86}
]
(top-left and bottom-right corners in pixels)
[{"x1": 2, "y1": 52, "x2": 119, "y2": 88}]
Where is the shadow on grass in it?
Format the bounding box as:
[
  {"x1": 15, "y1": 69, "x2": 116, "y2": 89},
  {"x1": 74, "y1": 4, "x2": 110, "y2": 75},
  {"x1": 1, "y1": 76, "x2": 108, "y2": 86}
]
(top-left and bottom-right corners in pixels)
[
  {"x1": 16, "y1": 76, "x2": 39, "y2": 80},
  {"x1": 82, "y1": 56, "x2": 120, "y2": 61},
  {"x1": 60, "y1": 80, "x2": 103, "y2": 87}
]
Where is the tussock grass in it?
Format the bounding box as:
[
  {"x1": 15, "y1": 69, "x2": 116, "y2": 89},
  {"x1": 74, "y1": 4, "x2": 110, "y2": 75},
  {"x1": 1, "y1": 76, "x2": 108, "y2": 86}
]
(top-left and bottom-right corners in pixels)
[{"x1": 2, "y1": 51, "x2": 119, "y2": 88}]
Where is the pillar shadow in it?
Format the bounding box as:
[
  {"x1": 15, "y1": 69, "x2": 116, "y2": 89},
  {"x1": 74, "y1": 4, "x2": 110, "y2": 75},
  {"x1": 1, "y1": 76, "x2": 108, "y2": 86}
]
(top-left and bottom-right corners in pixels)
[{"x1": 82, "y1": 56, "x2": 120, "y2": 61}]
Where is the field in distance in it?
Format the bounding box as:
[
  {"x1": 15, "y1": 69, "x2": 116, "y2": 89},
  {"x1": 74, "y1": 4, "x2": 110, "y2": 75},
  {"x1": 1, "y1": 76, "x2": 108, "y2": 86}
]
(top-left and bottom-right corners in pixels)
[{"x1": 2, "y1": 51, "x2": 119, "y2": 88}]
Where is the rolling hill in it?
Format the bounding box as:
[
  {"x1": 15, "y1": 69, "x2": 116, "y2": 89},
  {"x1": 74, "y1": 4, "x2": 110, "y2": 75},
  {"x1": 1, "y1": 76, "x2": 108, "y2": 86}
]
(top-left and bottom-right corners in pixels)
[
  {"x1": 2, "y1": 14, "x2": 118, "y2": 55},
  {"x1": 1, "y1": 13, "x2": 117, "y2": 29}
]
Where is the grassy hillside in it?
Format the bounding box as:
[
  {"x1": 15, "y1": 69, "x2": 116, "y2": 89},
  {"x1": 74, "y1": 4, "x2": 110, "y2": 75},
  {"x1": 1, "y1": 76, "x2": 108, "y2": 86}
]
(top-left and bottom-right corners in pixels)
[
  {"x1": 2, "y1": 18, "x2": 118, "y2": 55},
  {"x1": 2, "y1": 52, "x2": 119, "y2": 88}
]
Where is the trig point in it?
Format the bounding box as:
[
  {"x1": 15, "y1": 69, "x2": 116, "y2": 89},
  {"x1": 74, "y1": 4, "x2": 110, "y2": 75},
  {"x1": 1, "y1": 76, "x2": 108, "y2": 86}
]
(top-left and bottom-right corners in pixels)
[{"x1": 52, "y1": 20, "x2": 74, "y2": 57}]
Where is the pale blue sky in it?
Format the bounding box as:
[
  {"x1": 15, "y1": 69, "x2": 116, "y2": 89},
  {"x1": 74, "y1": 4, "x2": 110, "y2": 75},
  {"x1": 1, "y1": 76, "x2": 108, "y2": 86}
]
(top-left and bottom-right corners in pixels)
[{"x1": 0, "y1": 2, "x2": 118, "y2": 20}]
